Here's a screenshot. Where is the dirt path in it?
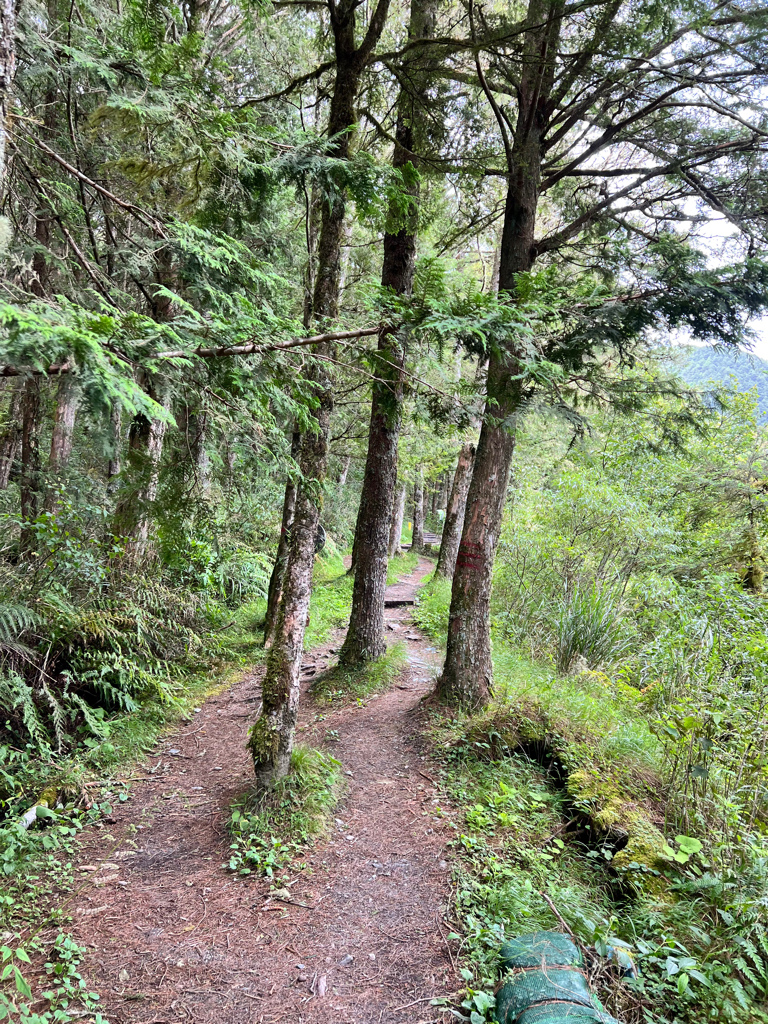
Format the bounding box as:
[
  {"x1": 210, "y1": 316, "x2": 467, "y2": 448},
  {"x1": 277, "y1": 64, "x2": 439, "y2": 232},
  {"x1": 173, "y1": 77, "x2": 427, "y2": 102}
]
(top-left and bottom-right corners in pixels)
[{"x1": 67, "y1": 557, "x2": 455, "y2": 1024}]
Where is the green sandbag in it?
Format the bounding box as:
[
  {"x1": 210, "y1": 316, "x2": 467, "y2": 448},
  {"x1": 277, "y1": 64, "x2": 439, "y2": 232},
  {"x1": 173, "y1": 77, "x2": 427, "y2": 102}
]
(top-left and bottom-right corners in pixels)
[
  {"x1": 501, "y1": 932, "x2": 583, "y2": 971},
  {"x1": 516, "y1": 1003, "x2": 622, "y2": 1024},
  {"x1": 495, "y1": 967, "x2": 593, "y2": 1021},
  {"x1": 494, "y1": 931, "x2": 623, "y2": 1024}
]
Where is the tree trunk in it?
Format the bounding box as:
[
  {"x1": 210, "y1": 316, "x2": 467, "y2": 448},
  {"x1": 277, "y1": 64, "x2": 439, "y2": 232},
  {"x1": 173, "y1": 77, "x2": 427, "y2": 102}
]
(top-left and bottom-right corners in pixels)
[
  {"x1": 179, "y1": 403, "x2": 210, "y2": 498},
  {"x1": 435, "y1": 442, "x2": 475, "y2": 579},
  {"x1": 437, "y1": 0, "x2": 560, "y2": 705},
  {"x1": 388, "y1": 479, "x2": 406, "y2": 557},
  {"x1": 248, "y1": 374, "x2": 332, "y2": 790},
  {"x1": 337, "y1": 0, "x2": 436, "y2": 664},
  {"x1": 113, "y1": 381, "x2": 170, "y2": 558},
  {"x1": 412, "y1": 472, "x2": 424, "y2": 552},
  {"x1": 19, "y1": 378, "x2": 41, "y2": 552},
  {"x1": 337, "y1": 454, "x2": 351, "y2": 485},
  {"x1": 107, "y1": 402, "x2": 121, "y2": 491},
  {"x1": 45, "y1": 373, "x2": 78, "y2": 510},
  {"x1": 249, "y1": 0, "x2": 392, "y2": 787},
  {"x1": 430, "y1": 482, "x2": 438, "y2": 522},
  {"x1": 0, "y1": 380, "x2": 23, "y2": 490},
  {"x1": 264, "y1": 430, "x2": 301, "y2": 649},
  {"x1": 339, "y1": 324, "x2": 405, "y2": 664},
  {"x1": 0, "y1": 0, "x2": 15, "y2": 193}
]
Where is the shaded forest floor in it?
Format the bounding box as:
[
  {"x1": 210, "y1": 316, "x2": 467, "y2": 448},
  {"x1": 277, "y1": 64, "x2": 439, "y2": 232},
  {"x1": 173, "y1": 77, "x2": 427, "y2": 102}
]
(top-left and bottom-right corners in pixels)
[{"x1": 59, "y1": 556, "x2": 457, "y2": 1024}]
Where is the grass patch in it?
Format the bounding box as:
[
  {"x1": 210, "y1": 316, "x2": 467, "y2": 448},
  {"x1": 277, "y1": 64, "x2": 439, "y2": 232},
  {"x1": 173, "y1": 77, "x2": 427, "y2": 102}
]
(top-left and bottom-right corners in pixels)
[
  {"x1": 311, "y1": 642, "x2": 408, "y2": 703},
  {"x1": 305, "y1": 546, "x2": 354, "y2": 649},
  {"x1": 432, "y1": 646, "x2": 665, "y2": 886},
  {"x1": 225, "y1": 745, "x2": 343, "y2": 878},
  {"x1": 387, "y1": 548, "x2": 419, "y2": 583},
  {"x1": 416, "y1": 575, "x2": 662, "y2": 867},
  {"x1": 413, "y1": 573, "x2": 450, "y2": 643}
]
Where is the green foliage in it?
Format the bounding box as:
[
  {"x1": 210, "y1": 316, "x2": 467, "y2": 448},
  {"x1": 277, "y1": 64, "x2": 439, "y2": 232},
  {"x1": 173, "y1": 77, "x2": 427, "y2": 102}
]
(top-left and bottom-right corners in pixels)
[
  {"x1": 0, "y1": 932, "x2": 108, "y2": 1024},
  {"x1": 225, "y1": 745, "x2": 342, "y2": 877},
  {"x1": 304, "y1": 547, "x2": 354, "y2": 650},
  {"x1": 553, "y1": 584, "x2": 629, "y2": 675},
  {"x1": 311, "y1": 642, "x2": 407, "y2": 703},
  {"x1": 412, "y1": 574, "x2": 451, "y2": 642}
]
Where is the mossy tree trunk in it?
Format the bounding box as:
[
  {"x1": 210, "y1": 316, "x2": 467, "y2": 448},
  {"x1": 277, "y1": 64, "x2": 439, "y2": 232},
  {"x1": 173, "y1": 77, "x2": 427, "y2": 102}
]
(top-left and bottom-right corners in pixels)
[
  {"x1": 19, "y1": 378, "x2": 42, "y2": 552},
  {"x1": 106, "y1": 402, "x2": 122, "y2": 492},
  {"x1": 264, "y1": 429, "x2": 301, "y2": 649},
  {"x1": 113, "y1": 378, "x2": 170, "y2": 558},
  {"x1": 249, "y1": 0, "x2": 392, "y2": 789},
  {"x1": 435, "y1": 441, "x2": 475, "y2": 579},
  {"x1": 412, "y1": 470, "x2": 424, "y2": 552},
  {"x1": 0, "y1": 380, "x2": 23, "y2": 490},
  {"x1": 45, "y1": 373, "x2": 79, "y2": 511},
  {"x1": 388, "y1": 479, "x2": 406, "y2": 557},
  {"x1": 437, "y1": 0, "x2": 562, "y2": 705}
]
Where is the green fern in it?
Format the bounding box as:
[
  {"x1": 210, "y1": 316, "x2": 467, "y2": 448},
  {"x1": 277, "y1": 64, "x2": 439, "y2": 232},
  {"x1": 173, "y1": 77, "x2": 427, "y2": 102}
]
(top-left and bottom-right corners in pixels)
[
  {"x1": 734, "y1": 932, "x2": 768, "y2": 994},
  {"x1": 0, "y1": 673, "x2": 49, "y2": 749},
  {"x1": 0, "y1": 601, "x2": 39, "y2": 659}
]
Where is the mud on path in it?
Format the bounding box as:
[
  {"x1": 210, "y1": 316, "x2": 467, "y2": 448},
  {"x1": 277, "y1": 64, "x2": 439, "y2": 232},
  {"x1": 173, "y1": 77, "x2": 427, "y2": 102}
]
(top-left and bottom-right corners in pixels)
[{"x1": 66, "y1": 557, "x2": 456, "y2": 1024}]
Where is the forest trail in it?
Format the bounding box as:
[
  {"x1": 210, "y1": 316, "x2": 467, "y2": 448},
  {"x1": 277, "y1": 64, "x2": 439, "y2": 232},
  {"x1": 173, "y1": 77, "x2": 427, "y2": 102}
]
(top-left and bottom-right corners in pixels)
[{"x1": 65, "y1": 556, "x2": 455, "y2": 1024}]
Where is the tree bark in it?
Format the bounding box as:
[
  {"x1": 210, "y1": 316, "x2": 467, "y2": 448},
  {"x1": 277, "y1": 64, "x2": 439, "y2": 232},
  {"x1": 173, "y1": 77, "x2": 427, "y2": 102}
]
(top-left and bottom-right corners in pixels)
[
  {"x1": 19, "y1": 378, "x2": 41, "y2": 551},
  {"x1": 337, "y1": 454, "x2": 351, "y2": 485},
  {"x1": 412, "y1": 471, "x2": 424, "y2": 552},
  {"x1": 435, "y1": 442, "x2": 475, "y2": 579},
  {"x1": 179, "y1": 403, "x2": 210, "y2": 497},
  {"x1": 107, "y1": 402, "x2": 122, "y2": 491},
  {"x1": 45, "y1": 373, "x2": 78, "y2": 510},
  {"x1": 339, "y1": 323, "x2": 405, "y2": 664},
  {"x1": 113, "y1": 380, "x2": 170, "y2": 558},
  {"x1": 338, "y1": 0, "x2": 436, "y2": 664},
  {"x1": 0, "y1": 0, "x2": 15, "y2": 194},
  {"x1": 437, "y1": 0, "x2": 562, "y2": 705},
  {"x1": 388, "y1": 479, "x2": 406, "y2": 557},
  {"x1": 0, "y1": 380, "x2": 23, "y2": 490},
  {"x1": 249, "y1": 0, "x2": 392, "y2": 788},
  {"x1": 264, "y1": 429, "x2": 301, "y2": 649}
]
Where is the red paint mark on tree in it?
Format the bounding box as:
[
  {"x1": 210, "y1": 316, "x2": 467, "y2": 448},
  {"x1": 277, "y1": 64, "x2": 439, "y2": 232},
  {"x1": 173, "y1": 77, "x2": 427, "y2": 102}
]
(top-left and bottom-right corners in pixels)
[{"x1": 456, "y1": 540, "x2": 482, "y2": 570}]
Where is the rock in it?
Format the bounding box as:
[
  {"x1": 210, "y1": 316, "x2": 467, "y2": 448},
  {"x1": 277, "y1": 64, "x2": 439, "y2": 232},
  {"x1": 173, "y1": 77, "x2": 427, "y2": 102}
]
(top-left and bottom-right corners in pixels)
[{"x1": 339, "y1": 954, "x2": 354, "y2": 967}]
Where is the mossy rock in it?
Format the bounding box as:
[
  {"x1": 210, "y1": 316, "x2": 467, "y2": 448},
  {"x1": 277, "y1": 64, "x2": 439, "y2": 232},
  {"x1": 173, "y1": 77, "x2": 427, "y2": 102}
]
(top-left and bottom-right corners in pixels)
[{"x1": 567, "y1": 767, "x2": 667, "y2": 892}]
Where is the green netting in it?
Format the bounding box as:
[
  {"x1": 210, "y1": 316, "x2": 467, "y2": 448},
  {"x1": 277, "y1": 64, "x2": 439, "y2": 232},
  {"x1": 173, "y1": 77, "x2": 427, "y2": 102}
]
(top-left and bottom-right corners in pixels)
[
  {"x1": 516, "y1": 1003, "x2": 621, "y2": 1024},
  {"x1": 501, "y1": 932, "x2": 583, "y2": 971},
  {"x1": 495, "y1": 967, "x2": 593, "y2": 1020},
  {"x1": 494, "y1": 931, "x2": 623, "y2": 1024}
]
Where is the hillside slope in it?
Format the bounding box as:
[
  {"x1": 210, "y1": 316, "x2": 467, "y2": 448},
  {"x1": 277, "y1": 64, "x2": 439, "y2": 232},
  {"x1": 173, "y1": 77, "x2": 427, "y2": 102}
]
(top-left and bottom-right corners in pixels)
[{"x1": 675, "y1": 344, "x2": 768, "y2": 419}]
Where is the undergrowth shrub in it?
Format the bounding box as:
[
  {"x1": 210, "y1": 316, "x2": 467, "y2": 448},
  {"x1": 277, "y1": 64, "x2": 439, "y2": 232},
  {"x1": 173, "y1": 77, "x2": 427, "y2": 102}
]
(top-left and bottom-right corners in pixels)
[
  {"x1": 553, "y1": 584, "x2": 629, "y2": 674},
  {"x1": 225, "y1": 745, "x2": 342, "y2": 877}
]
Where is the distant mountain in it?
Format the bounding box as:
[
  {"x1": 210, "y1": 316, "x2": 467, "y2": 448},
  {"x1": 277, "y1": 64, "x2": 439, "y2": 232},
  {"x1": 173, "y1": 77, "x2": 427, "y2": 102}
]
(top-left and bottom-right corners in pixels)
[{"x1": 673, "y1": 345, "x2": 768, "y2": 421}]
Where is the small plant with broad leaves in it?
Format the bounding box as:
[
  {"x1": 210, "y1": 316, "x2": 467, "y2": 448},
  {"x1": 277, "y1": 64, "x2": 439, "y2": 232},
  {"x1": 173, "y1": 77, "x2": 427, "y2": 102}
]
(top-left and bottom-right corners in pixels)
[{"x1": 224, "y1": 746, "x2": 341, "y2": 877}]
